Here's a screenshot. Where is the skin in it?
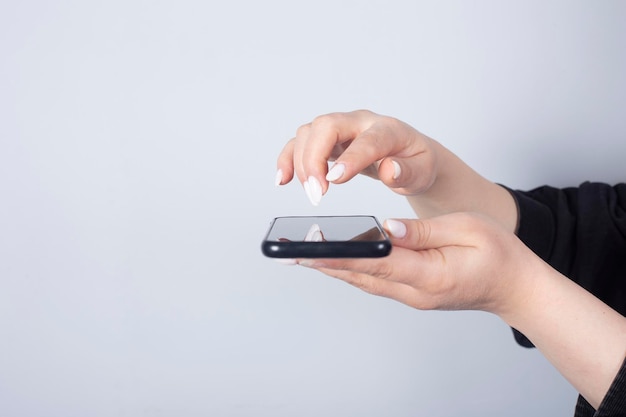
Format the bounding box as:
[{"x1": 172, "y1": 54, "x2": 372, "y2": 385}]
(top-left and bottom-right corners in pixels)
[
  {"x1": 276, "y1": 110, "x2": 626, "y2": 409},
  {"x1": 276, "y1": 109, "x2": 518, "y2": 232},
  {"x1": 300, "y1": 215, "x2": 626, "y2": 409}
]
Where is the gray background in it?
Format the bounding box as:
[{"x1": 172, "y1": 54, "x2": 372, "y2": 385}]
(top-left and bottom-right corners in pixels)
[{"x1": 1, "y1": 1, "x2": 625, "y2": 416}]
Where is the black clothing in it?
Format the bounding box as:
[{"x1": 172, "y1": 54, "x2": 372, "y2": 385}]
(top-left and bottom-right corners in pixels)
[
  {"x1": 575, "y1": 357, "x2": 626, "y2": 417},
  {"x1": 509, "y1": 182, "x2": 626, "y2": 416}
]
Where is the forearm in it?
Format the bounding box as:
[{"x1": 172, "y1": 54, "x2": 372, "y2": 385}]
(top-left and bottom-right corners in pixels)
[
  {"x1": 499, "y1": 259, "x2": 626, "y2": 409},
  {"x1": 406, "y1": 141, "x2": 518, "y2": 233}
]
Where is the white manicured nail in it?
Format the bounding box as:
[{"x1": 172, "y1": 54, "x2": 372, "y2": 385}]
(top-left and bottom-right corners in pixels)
[
  {"x1": 304, "y1": 223, "x2": 321, "y2": 241},
  {"x1": 298, "y1": 259, "x2": 318, "y2": 268},
  {"x1": 326, "y1": 163, "x2": 345, "y2": 182},
  {"x1": 306, "y1": 176, "x2": 322, "y2": 206},
  {"x1": 392, "y1": 160, "x2": 401, "y2": 180},
  {"x1": 303, "y1": 180, "x2": 313, "y2": 203},
  {"x1": 384, "y1": 219, "x2": 407, "y2": 238},
  {"x1": 274, "y1": 169, "x2": 283, "y2": 186},
  {"x1": 275, "y1": 258, "x2": 297, "y2": 265}
]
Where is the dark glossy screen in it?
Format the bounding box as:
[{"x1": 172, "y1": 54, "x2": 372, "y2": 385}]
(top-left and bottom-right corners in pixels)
[{"x1": 264, "y1": 215, "x2": 387, "y2": 242}]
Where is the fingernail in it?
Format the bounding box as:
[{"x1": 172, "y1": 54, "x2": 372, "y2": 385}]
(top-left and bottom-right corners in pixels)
[
  {"x1": 307, "y1": 176, "x2": 322, "y2": 206},
  {"x1": 392, "y1": 160, "x2": 401, "y2": 180},
  {"x1": 311, "y1": 230, "x2": 323, "y2": 242},
  {"x1": 304, "y1": 223, "x2": 321, "y2": 241},
  {"x1": 303, "y1": 180, "x2": 313, "y2": 203},
  {"x1": 298, "y1": 259, "x2": 319, "y2": 268},
  {"x1": 384, "y1": 219, "x2": 407, "y2": 238},
  {"x1": 275, "y1": 258, "x2": 297, "y2": 266},
  {"x1": 326, "y1": 163, "x2": 345, "y2": 182},
  {"x1": 274, "y1": 169, "x2": 283, "y2": 186}
]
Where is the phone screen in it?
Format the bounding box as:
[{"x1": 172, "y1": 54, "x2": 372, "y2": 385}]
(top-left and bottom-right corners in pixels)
[{"x1": 261, "y1": 215, "x2": 391, "y2": 258}]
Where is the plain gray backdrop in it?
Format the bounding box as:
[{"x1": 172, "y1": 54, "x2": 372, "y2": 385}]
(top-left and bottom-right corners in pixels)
[{"x1": 1, "y1": 1, "x2": 625, "y2": 416}]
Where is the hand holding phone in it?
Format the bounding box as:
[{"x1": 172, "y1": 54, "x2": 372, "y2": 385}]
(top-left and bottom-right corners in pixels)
[{"x1": 261, "y1": 215, "x2": 391, "y2": 258}]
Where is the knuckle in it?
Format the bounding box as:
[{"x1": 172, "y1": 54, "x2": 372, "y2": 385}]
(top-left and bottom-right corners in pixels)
[
  {"x1": 342, "y1": 271, "x2": 370, "y2": 290},
  {"x1": 311, "y1": 114, "x2": 336, "y2": 130},
  {"x1": 382, "y1": 115, "x2": 403, "y2": 129},
  {"x1": 372, "y1": 261, "x2": 394, "y2": 280},
  {"x1": 340, "y1": 263, "x2": 393, "y2": 296},
  {"x1": 308, "y1": 114, "x2": 341, "y2": 140},
  {"x1": 411, "y1": 220, "x2": 433, "y2": 248},
  {"x1": 353, "y1": 276, "x2": 384, "y2": 296},
  {"x1": 353, "y1": 109, "x2": 376, "y2": 120},
  {"x1": 296, "y1": 123, "x2": 311, "y2": 138}
]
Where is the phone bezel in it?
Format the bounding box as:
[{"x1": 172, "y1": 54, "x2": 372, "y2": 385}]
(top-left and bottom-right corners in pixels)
[{"x1": 261, "y1": 215, "x2": 392, "y2": 258}]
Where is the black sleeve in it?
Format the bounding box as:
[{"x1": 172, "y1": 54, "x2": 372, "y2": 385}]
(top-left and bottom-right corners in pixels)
[
  {"x1": 574, "y1": 356, "x2": 626, "y2": 417},
  {"x1": 507, "y1": 182, "x2": 626, "y2": 414},
  {"x1": 507, "y1": 182, "x2": 626, "y2": 347},
  {"x1": 511, "y1": 182, "x2": 626, "y2": 417},
  {"x1": 512, "y1": 182, "x2": 626, "y2": 299}
]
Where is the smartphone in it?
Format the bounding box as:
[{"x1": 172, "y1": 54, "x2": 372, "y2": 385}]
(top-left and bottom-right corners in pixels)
[{"x1": 261, "y1": 215, "x2": 391, "y2": 258}]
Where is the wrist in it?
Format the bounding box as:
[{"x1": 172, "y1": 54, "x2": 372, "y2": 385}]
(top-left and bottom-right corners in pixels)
[
  {"x1": 490, "y1": 253, "x2": 552, "y2": 326},
  {"x1": 491, "y1": 252, "x2": 626, "y2": 408},
  {"x1": 406, "y1": 143, "x2": 518, "y2": 233}
]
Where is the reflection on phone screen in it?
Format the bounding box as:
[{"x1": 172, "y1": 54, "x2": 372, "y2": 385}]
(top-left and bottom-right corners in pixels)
[{"x1": 265, "y1": 216, "x2": 387, "y2": 242}]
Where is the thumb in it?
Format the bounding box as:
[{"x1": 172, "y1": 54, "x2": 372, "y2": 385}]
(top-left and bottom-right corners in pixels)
[
  {"x1": 378, "y1": 156, "x2": 436, "y2": 195},
  {"x1": 384, "y1": 214, "x2": 479, "y2": 251}
]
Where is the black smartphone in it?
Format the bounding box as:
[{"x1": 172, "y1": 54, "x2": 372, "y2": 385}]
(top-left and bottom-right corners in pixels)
[{"x1": 261, "y1": 215, "x2": 391, "y2": 258}]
